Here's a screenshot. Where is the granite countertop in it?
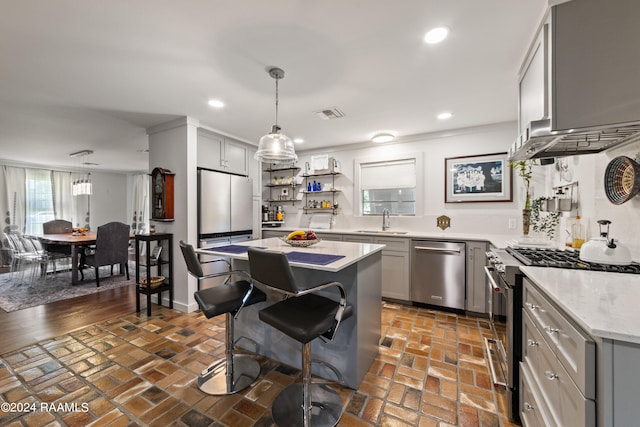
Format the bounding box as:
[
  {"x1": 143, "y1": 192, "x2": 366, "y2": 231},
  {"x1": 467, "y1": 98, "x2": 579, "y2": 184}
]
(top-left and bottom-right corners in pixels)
[
  {"x1": 262, "y1": 226, "x2": 514, "y2": 249},
  {"x1": 196, "y1": 237, "x2": 385, "y2": 273},
  {"x1": 520, "y1": 266, "x2": 640, "y2": 344}
]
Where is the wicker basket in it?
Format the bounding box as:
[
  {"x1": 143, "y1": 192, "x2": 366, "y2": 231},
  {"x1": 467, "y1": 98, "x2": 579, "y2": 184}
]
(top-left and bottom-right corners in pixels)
[
  {"x1": 140, "y1": 275, "x2": 165, "y2": 288},
  {"x1": 280, "y1": 237, "x2": 321, "y2": 247}
]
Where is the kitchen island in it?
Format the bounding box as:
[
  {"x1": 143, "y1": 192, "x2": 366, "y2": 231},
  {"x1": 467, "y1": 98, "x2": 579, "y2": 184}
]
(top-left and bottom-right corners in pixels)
[{"x1": 195, "y1": 237, "x2": 385, "y2": 389}]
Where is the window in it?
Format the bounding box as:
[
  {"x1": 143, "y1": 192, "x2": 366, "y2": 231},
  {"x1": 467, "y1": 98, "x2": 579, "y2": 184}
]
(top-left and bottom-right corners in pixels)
[
  {"x1": 25, "y1": 169, "x2": 55, "y2": 235},
  {"x1": 359, "y1": 158, "x2": 417, "y2": 215}
]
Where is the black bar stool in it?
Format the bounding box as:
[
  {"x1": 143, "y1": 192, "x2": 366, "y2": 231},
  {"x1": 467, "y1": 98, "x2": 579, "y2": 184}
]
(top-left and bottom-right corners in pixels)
[
  {"x1": 247, "y1": 247, "x2": 353, "y2": 427},
  {"x1": 180, "y1": 241, "x2": 266, "y2": 395}
]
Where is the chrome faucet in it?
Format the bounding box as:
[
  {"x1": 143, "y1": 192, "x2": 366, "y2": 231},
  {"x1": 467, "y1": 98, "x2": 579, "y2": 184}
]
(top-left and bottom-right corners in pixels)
[{"x1": 382, "y1": 208, "x2": 390, "y2": 231}]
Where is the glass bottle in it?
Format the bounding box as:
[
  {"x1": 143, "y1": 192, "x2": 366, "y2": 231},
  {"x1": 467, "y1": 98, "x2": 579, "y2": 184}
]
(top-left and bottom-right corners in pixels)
[{"x1": 571, "y1": 214, "x2": 585, "y2": 249}]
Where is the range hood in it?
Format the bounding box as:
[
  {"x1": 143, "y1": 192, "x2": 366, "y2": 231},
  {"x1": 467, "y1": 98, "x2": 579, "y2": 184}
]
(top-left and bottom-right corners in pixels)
[{"x1": 508, "y1": 119, "x2": 640, "y2": 161}]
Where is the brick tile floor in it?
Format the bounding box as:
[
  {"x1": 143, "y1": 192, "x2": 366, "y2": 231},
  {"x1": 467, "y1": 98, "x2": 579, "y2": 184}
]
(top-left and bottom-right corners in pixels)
[{"x1": 0, "y1": 302, "x2": 521, "y2": 426}]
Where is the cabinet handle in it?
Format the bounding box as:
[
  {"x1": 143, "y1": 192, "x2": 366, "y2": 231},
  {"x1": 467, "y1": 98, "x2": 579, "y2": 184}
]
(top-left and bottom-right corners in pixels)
[
  {"x1": 524, "y1": 402, "x2": 535, "y2": 412},
  {"x1": 527, "y1": 339, "x2": 539, "y2": 347},
  {"x1": 525, "y1": 302, "x2": 539, "y2": 311},
  {"x1": 544, "y1": 326, "x2": 559, "y2": 334},
  {"x1": 544, "y1": 370, "x2": 559, "y2": 381}
]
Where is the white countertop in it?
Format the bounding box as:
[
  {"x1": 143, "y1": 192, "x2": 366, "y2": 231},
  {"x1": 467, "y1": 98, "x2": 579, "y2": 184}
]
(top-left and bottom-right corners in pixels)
[
  {"x1": 196, "y1": 237, "x2": 385, "y2": 272},
  {"x1": 520, "y1": 266, "x2": 640, "y2": 344}
]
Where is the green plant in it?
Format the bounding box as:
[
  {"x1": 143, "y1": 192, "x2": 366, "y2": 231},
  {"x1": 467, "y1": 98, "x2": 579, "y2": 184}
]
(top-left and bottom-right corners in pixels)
[
  {"x1": 531, "y1": 197, "x2": 560, "y2": 239},
  {"x1": 510, "y1": 160, "x2": 537, "y2": 210}
]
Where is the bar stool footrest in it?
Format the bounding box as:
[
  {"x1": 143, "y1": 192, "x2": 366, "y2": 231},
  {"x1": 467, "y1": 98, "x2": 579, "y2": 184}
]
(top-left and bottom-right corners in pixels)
[
  {"x1": 196, "y1": 355, "x2": 260, "y2": 396},
  {"x1": 272, "y1": 383, "x2": 342, "y2": 427}
]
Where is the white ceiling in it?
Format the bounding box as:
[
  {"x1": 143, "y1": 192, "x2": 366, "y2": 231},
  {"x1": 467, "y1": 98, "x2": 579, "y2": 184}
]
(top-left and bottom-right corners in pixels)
[{"x1": 0, "y1": 0, "x2": 546, "y2": 173}]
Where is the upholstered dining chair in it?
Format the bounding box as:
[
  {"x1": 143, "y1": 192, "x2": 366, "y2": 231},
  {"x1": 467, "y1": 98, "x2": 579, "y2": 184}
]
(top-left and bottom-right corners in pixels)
[
  {"x1": 42, "y1": 219, "x2": 74, "y2": 272},
  {"x1": 83, "y1": 222, "x2": 130, "y2": 286}
]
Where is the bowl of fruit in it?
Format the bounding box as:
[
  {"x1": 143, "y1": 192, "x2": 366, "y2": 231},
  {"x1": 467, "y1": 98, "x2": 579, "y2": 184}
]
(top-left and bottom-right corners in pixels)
[{"x1": 281, "y1": 230, "x2": 320, "y2": 247}]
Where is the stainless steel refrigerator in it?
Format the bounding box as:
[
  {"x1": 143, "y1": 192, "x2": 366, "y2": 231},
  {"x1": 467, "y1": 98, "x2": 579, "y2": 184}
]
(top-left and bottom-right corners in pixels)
[{"x1": 198, "y1": 168, "x2": 253, "y2": 246}]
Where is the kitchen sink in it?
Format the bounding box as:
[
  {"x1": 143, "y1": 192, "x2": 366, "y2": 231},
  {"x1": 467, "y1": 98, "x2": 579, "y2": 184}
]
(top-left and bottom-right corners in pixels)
[{"x1": 355, "y1": 230, "x2": 408, "y2": 235}]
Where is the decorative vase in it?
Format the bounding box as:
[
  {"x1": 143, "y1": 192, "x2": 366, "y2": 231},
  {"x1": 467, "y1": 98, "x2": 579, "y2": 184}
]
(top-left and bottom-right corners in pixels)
[{"x1": 522, "y1": 209, "x2": 531, "y2": 235}]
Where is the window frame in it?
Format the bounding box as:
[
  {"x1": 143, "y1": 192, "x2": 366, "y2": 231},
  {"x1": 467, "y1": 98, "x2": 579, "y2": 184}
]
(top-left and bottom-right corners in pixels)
[{"x1": 354, "y1": 152, "x2": 423, "y2": 217}]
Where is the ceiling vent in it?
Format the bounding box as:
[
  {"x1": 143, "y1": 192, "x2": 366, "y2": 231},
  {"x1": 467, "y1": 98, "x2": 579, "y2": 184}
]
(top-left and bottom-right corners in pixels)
[{"x1": 315, "y1": 107, "x2": 345, "y2": 120}]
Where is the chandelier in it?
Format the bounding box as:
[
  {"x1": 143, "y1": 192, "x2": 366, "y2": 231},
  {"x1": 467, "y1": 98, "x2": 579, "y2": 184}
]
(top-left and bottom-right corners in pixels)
[
  {"x1": 254, "y1": 67, "x2": 298, "y2": 164},
  {"x1": 70, "y1": 149, "x2": 93, "y2": 196}
]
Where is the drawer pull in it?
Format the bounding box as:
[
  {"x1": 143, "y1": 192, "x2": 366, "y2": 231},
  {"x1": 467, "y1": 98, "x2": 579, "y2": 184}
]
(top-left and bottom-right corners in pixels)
[
  {"x1": 527, "y1": 339, "x2": 539, "y2": 347},
  {"x1": 525, "y1": 302, "x2": 539, "y2": 310},
  {"x1": 544, "y1": 326, "x2": 560, "y2": 334},
  {"x1": 524, "y1": 402, "x2": 535, "y2": 412},
  {"x1": 545, "y1": 370, "x2": 559, "y2": 381}
]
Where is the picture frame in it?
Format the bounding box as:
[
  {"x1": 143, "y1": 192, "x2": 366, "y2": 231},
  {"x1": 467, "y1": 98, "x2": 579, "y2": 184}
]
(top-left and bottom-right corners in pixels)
[{"x1": 444, "y1": 152, "x2": 512, "y2": 203}]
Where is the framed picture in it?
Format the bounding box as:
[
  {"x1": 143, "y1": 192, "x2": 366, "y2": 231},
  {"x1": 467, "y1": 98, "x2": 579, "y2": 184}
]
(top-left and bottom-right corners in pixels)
[{"x1": 445, "y1": 152, "x2": 512, "y2": 203}]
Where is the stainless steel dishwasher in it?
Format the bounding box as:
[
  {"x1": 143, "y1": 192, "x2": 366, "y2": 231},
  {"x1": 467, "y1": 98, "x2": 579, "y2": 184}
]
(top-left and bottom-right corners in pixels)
[{"x1": 410, "y1": 240, "x2": 466, "y2": 310}]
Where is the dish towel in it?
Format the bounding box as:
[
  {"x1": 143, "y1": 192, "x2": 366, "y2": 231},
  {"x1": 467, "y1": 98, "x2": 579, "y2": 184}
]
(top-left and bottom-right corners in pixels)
[{"x1": 311, "y1": 154, "x2": 329, "y2": 171}]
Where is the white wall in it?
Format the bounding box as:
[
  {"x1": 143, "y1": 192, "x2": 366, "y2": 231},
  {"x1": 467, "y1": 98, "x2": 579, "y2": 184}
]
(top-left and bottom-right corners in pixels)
[
  {"x1": 549, "y1": 139, "x2": 640, "y2": 260},
  {"x1": 282, "y1": 121, "x2": 527, "y2": 236},
  {"x1": 147, "y1": 117, "x2": 199, "y2": 313},
  {"x1": 89, "y1": 171, "x2": 128, "y2": 229}
]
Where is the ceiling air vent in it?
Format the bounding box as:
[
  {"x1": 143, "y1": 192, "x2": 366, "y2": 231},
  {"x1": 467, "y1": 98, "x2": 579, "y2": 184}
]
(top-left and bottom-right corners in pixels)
[{"x1": 315, "y1": 107, "x2": 345, "y2": 120}]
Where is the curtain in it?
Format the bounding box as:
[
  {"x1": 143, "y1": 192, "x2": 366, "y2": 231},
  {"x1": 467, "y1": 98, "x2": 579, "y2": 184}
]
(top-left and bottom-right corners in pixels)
[
  {"x1": 2, "y1": 166, "x2": 26, "y2": 233},
  {"x1": 131, "y1": 174, "x2": 149, "y2": 234},
  {"x1": 51, "y1": 171, "x2": 74, "y2": 222}
]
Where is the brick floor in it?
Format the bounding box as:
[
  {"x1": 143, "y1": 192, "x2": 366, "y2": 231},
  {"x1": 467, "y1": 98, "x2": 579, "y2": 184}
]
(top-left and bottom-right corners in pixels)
[{"x1": 0, "y1": 302, "x2": 521, "y2": 426}]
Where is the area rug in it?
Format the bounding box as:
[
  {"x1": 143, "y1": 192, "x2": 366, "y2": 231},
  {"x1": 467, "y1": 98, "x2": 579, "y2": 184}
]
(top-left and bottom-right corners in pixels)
[{"x1": 0, "y1": 264, "x2": 144, "y2": 313}]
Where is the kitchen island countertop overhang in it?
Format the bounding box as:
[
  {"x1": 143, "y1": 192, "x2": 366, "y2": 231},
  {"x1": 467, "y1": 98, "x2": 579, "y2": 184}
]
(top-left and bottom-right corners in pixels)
[{"x1": 194, "y1": 237, "x2": 385, "y2": 389}]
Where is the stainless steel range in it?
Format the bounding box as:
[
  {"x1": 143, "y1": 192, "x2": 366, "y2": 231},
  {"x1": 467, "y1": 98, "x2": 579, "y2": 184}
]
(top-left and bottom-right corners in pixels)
[{"x1": 485, "y1": 246, "x2": 640, "y2": 422}]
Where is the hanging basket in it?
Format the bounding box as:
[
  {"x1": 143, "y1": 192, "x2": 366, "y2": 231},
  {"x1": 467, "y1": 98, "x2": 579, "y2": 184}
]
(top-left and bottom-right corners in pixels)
[{"x1": 604, "y1": 156, "x2": 640, "y2": 205}]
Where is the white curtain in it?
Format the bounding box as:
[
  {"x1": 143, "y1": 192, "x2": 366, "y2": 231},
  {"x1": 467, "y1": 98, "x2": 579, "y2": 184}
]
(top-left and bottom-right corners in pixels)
[
  {"x1": 51, "y1": 171, "x2": 74, "y2": 222},
  {"x1": 131, "y1": 174, "x2": 149, "y2": 234},
  {"x1": 2, "y1": 166, "x2": 26, "y2": 233}
]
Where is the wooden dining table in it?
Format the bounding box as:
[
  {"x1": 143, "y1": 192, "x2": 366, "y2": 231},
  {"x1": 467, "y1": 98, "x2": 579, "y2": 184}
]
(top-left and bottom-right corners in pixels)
[{"x1": 35, "y1": 232, "x2": 97, "y2": 285}]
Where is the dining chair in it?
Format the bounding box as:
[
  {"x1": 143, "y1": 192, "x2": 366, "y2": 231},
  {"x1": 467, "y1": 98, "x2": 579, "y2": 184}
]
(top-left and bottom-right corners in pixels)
[
  {"x1": 83, "y1": 222, "x2": 130, "y2": 286},
  {"x1": 42, "y1": 219, "x2": 74, "y2": 272},
  {"x1": 3, "y1": 233, "x2": 50, "y2": 283}
]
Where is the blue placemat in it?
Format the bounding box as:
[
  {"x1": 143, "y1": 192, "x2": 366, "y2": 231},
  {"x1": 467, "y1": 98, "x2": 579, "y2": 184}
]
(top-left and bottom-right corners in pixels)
[
  {"x1": 202, "y1": 245, "x2": 254, "y2": 254},
  {"x1": 286, "y1": 251, "x2": 345, "y2": 266}
]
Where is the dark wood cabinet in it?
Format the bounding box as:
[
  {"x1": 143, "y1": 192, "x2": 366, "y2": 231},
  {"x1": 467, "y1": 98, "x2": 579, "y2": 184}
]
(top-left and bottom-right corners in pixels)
[
  {"x1": 135, "y1": 233, "x2": 173, "y2": 316},
  {"x1": 151, "y1": 167, "x2": 175, "y2": 221}
]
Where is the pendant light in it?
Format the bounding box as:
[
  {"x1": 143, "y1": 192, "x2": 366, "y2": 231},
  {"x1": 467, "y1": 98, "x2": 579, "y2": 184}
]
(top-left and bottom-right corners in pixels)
[
  {"x1": 254, "y1": 67, "x2": 298, "y2": 164},
  {"x1": 70, "y1": 149, "x2": 93, "y2": 196}
]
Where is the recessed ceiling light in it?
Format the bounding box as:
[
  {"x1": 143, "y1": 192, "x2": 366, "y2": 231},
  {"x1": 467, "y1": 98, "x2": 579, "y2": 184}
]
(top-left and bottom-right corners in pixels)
[
  {"x1": 294, "y1": 138, "x2": 304, "y2": 144},
  {"x1": 437, "y1": 112, "x2": 453, "y2": 120},
  {"x1": 208, "y1": 99, "x2": 225, "y2": 108},
  {"x1": 424, "y1": 27, "x2": 449, "y2": 44},
  {"x1": 371, "y1": 132, "x2": 396, "y2": 143}
]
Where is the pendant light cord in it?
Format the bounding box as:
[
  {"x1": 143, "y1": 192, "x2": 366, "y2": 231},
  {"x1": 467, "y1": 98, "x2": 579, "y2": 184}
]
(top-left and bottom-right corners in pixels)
[{"x1": 274, "y1": 77, "x2": 279, "y2": 128}]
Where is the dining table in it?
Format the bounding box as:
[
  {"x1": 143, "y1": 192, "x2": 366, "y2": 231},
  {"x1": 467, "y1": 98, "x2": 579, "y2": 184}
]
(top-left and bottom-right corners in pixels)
[{"x1": 35, "y1": 232, "x2": 97, "y2": 285}]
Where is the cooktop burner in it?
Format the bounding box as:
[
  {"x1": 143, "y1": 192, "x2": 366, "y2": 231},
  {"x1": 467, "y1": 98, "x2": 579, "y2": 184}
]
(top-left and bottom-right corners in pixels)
[{"x1": 505, "y1": 247, "x2": 640, "y2": 274}]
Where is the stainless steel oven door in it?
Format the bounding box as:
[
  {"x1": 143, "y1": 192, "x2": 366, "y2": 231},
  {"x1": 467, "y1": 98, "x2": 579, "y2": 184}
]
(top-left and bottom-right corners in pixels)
[{"x1": 484, "y1": 266, "x2": 509, "y2": 388}]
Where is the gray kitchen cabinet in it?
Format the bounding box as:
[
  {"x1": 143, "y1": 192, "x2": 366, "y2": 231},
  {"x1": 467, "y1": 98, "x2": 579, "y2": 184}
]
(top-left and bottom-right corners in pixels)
[
  {"x1": 197, "y1": 129, "x2": 250, "y2": 175},
  {"x1": 518, "y1": 0, "x2": 640, "y2": 134},
  {"x1": 375, "y1": 236, "x2": 410, "y2": 301},
  {"x1": 313, "y1": 232, "x2": 343, "y2": 242},
  {"x1": 465, "y1": 241, "x2": 489, "y2": 314},
  {"x1": 261, "y1": 229, "x2": 286, "y2": 239},
  {"x1": 521, "y1": 279, "x2": 595, "y2": 427},
  {"x1": 343, "y1": 235, "x2": 373, "y2": 244}
]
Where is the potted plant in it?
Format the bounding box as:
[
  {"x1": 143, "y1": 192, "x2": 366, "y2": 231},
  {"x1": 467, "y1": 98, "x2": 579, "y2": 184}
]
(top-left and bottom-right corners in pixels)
[
  {"x1": 510, "y1": 160, "x2": 536, "y2": 235},
  {"x1": 531, "y1": 197, "x2": 561, "y2": 239}
]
